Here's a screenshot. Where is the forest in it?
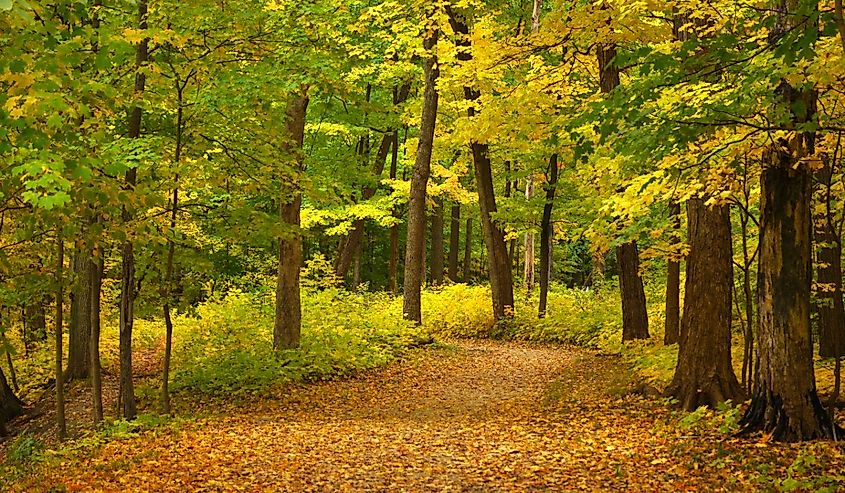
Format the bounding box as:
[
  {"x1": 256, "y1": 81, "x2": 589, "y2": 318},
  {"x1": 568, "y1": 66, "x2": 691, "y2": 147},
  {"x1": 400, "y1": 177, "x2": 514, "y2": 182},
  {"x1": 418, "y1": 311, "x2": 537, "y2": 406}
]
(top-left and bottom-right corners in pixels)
[{"x1": 2, "y1": 0, "x2": 845, "y2": 490}]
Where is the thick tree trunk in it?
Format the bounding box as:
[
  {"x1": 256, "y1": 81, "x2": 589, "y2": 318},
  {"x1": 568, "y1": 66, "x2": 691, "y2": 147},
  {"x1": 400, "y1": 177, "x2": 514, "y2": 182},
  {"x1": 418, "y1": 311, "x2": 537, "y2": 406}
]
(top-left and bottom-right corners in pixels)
[
  {"x1": 430, "y1": 199, "x2": 445, "y2": 285},
  {"x1": 402, "y1": 26, "x2": 439, "y2": 323},
  {"x1": 274, "y1": 89, "x2": 310, "y2": 350},
  {"x1": 0, "y1": 365, "x2": 24, "y2": 437},
  {"x1": 667, "y1": 199, "x2": 743, "y2": 410},
  {"x1": 67, "y1": 249, "x2": 91, "y2": 381},
  {"x1": 451, "y1": 10, "x2": 515, "y2": 320},
  {"x1": 739, "y1": 0, "x2": 840, "y2": 442},
  {"x1": 538, "y1": 154, "x2": 558, "y2": 318},
  {"x1": 617, "y1": 241, "x2": 650, "y2": 340},
  {"x1": 463, "y1": 217, "x2": 473, "y2": 283},
  {"x1": 664, "y1": 201, "x2": 681, "y2": 345},
  {"x1": 740, "y1": 150, "x2": 840, "y2": 440}
]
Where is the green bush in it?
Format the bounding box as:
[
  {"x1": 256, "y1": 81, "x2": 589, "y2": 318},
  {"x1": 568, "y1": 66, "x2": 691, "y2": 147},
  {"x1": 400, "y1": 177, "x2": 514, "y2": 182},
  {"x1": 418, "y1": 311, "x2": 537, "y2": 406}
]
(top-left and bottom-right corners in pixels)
[
  {"x1": 170, "y1": 288, "x2": 431, "y2": 395},
  {"x1": 5, "y1": 433, "x2": 44, "y2": 464}
]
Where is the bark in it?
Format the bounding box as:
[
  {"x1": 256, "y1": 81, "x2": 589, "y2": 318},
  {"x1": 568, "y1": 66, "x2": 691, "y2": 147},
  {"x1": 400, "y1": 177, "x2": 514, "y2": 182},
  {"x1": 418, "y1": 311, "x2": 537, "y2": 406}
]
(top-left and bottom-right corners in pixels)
[
  {"x1": 664, "y1": 201, "x2": 681, "y2": 345},
  {"x1": 24, "y1": 302, "x2": 47, "y2": 344},
  {"x1": 448, "y1": 204, "x2": 461, "y2": 282},
  {"x1": 617, "y1": 241, "x2": 650, "y2": 340},
  {"x1": 814, "y1": 158, "x2": 845, "y2": 358},
  {"x1": 55, "y1": 231, "x2": 67, "y2": 439},
  {"x1": 66, "y1": 248, "x2": 91, "y2": 381},
  {"x1": 89, "y1": 253, "x2": 103, "y2": 424},
  {"x1": 524, "y1": 175, "x2": 536, "y2": 292},
  {"x1": 274, "y1": 89, "x2": 310, "y2": 350},
  {"x1": 463, "y1": 218, "x2": 473, "y2": 283},
  {"x1": 739, "y1": 0, "x2": 840, "y2": 442},
  {"x1": 0, "y1": 365, "x2": 24, "y2": 437},
  {"x1": 739, "y1": 148, "x2": 840, "y2": 440},
  {"x1": 430, "y1": 198, "x2": 445, "y2": 285},
  {"x1": 450, "y1": 9, "x2": 515, "y2": 320},
  {"x1": 815, "y1": 221, "x2": 845, "y2": 358},
  {"x1": 538, "y1": 154, "x2": 558, "y2": 319},
  {"x1": 667, "y1": 199, "x2": 743, "y2": 410},
  {"x1": 401, "y1": 25, "x2": 439, "y2": 323}
]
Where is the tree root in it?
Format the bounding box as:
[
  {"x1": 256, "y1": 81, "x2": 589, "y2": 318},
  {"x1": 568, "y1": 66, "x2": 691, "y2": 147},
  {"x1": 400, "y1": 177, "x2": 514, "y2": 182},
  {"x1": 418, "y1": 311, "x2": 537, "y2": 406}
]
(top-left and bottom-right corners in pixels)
[{"x1": 738, "y1": 389, "x2": 844, "y2": 441}]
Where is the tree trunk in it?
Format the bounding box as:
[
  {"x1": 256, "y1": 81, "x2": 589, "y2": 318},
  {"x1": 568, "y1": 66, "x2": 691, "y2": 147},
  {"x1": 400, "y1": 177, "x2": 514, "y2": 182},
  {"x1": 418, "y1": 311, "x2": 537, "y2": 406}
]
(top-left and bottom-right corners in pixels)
[
  {"x1": 463, "y1": 218, "x2": 473, "y2": 283},
  {"x1": 24, "y1": 302, "x2": 47, "y2": 344},
  {"x1": 402, "y1": 23, "x2": 439, "y2": 322},
  {"x1": 89, "y1": 253, "x2": 103, "y2": 424},
  {"x1": 430, "y1": 198, "x2": 445, "y2": 285},
  {"x1": 739, "y1": 0, "x2": 840, "y2": 442},
  {"x1": 274, "y1": 88, "x2": 310, "y2": 350},
  {"x1": 740, "y1": 147, "x2": 840, "y2": 440},
  {"x1": 0, "y1": 365, "x2": 24, "y2": 437},
  {"x1": 66, "y1": 248, "x2": 91, "y2": 381},
  {"x1": 388, "y1": 129, "x2": 401, "y2": 295},
  {"x1": 117, "y1": 0, "x2": 149, "y2": 420},
  {"x1": 815, "y1": 158, "x2": 845, "y2": 358},
  {"x1": 161, "y1": 75, "x2": 187, "y2": 415},
  {"x1": 448, "y1": 204, "x2": 461, "y2": 282},
  {"x1": 538, "y1": 154, "x2": 558, "y2": 318},
  {"x1": 667, "y1": 199, "x2": 743, "y2": 410},
  {"x1": 450, "y1": 9, "x2": 515, "y2": 320},
  {"x1": 618, "y1": 241, "x2": 650, "y2": 340},
  {"x1": 54, "y1": 231, "x2": 67, "y2": 439},
  {"x1": 664, "y1": 201, "x2": 681, "y2": 345},
  {"x1": 597, "y1": 41, "x2": 648, "y2": 340},
  {"x1": 352, "y1": 233, "x2": 363, "y2": 290},
  {"x1": 524, "y1": 175, "x2": 536, "y2": 292}
]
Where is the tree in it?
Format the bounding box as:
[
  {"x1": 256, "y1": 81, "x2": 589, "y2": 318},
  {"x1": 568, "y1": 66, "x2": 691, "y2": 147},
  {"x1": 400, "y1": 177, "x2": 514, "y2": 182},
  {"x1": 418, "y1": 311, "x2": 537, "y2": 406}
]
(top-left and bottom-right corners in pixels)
[
  {"x1": 738, "y1": 0, "x2": 841, "y2": 442},
  {"x1": 0, "y1": 365, "x2": 24, "y2": 437},
  {"x1": 430, "y1": 198, "x2": 445, "y2": 285},
  {"x1": 448, "y1": 203, "x2": 461, "y2": 282},
  {"x1": 664, "y1": 201, "x2": 681, "y2": 345},
  {"x1": 66, "y1": 249, "x2": 91, "y2": 380},
  {"x1": 596, "y1": 41, "x2": 649, "y2": 341},
  {"x1": 274, "y1": 89, "x2": 310, "y2": 350},
  {"x1": 402, "y1": 18, "x2": 440, "y2": 324},
  {"x1": 449, "y1": 8, "x2": 515, "y2": 320},
  {"x1": 538, "y1": 154, "x2": 559, "y2": 318},
  {"x1": 667, "y1": 198, "x2": 743, "y2": 410},
  {"x1": 814, "y1": 155, "x2": 845, "y2": 359}
]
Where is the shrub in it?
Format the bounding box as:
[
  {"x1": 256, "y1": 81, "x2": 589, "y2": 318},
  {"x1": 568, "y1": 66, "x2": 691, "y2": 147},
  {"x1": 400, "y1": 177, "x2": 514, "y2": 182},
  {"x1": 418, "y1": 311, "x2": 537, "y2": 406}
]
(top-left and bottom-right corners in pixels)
[{"x1": 169, "y1": 288, "x2": 431, "y2": 396}]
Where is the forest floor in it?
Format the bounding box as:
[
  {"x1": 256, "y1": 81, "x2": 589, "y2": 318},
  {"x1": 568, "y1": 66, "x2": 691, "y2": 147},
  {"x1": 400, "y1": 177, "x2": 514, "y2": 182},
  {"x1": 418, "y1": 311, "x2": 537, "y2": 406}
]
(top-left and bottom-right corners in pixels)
[{"x1": 5, "y1": 340, "x2": 845, "y2": 492}]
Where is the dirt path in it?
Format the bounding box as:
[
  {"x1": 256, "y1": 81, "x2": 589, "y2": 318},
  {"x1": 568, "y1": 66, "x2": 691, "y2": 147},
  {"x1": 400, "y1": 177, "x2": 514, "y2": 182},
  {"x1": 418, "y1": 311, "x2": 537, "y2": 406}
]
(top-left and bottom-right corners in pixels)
[{"x1": 11, "y1": 340, "x2": 843, "y2": 492}]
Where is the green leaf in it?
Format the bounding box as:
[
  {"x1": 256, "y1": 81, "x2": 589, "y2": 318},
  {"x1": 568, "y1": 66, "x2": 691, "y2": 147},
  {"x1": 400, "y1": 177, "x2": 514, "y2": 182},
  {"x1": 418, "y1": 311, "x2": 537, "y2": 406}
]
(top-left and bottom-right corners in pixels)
[{"x1": 0, "y1": 0, "x2": 13, "y2": 11}]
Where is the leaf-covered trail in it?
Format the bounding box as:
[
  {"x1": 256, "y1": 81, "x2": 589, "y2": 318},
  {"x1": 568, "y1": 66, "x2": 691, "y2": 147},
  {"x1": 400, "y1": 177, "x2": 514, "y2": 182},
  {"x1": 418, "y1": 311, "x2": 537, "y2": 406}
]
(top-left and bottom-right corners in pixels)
[{"x1": 22, "y1": 341, "x2": 844, "y2": 491}]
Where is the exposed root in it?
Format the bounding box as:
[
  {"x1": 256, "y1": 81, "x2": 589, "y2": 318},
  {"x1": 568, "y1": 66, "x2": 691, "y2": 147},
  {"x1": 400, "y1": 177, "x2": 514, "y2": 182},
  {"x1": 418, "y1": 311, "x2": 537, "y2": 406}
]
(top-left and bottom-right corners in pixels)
[{"x1": 738, "y1": 389, "x2": 844, "y2": 441}]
